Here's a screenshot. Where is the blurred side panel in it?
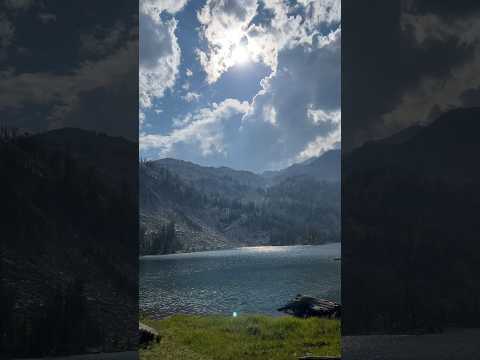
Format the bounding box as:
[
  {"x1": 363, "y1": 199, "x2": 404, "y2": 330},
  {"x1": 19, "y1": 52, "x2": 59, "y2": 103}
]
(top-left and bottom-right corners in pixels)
[
  {"x1": 0, "y1": 0, "x2": 138, "y2": 358},
  {"x1": 342, "y1": 0, "x2": 480, "y2": 359}
]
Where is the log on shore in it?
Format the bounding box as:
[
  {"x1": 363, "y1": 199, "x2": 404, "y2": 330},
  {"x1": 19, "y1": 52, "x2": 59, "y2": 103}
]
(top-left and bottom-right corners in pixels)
[{"x1": 278, "y1": 294, "x2": 341, "y2": 318}]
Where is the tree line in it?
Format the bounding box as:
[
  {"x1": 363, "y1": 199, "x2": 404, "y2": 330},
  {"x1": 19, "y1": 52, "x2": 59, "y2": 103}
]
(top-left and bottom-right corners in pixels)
[{"x1": 140, "y1": 221, "x2": 179, "y2": 255}]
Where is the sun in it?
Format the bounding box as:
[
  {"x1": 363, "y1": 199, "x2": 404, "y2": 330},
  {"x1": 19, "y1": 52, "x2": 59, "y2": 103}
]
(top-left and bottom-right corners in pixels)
[
  {"x1": 231, "y1": 44, "x2": 250, "y2": 65},
  {"x1": 217, "y1": 28, "x2": 255, "y2": 67}
]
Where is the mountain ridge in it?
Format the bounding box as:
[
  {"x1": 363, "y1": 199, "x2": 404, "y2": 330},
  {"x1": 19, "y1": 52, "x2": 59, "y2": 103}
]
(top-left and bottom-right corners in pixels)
[{"x1": 140, "y1": 150, "x2": 341, "y2": 254}]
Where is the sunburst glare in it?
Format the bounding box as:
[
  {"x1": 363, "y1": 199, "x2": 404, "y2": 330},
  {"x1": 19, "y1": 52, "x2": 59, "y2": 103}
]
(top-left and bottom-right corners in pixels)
[{"x1": 231, "y1": 44, "x2": 250, "y2": 65}]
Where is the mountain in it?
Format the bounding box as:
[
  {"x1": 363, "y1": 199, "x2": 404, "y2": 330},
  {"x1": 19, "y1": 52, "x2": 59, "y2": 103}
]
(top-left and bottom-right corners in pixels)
[
  {"x1": 265, "y1": 149, "x2": 341, "y2": 183},
  {"x1": 0, "y1": 128, "x2": 137, "y2": 357},
  {"x1": 342, "y1": 107, "x2": 480, "y2": 334},
  {"x1": 151, "y1": 158, "x2": 267, "y2": 199},
  {"x1": 139, "y1": 151, "x2": 340, "y2": 254},
  {"x1": 30, "y1": 127, "x2": 137, "y2": 190}
]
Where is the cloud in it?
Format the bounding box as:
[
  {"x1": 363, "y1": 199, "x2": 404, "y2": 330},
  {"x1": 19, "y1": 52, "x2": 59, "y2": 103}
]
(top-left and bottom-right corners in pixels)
[
  {"x1": 307, "y1": 107, "x2": 341, "y2": 125},
  {"x1": 0, "y1": 34, "x2": 136, "y2": 107},
  {"x1": 196, "y1": 0, "x2": 258, "y2": 83},
  {"x1": 80, "y1": 22, "x2": 126, "y2": 57},
  {"x1": 141, "y1": 98, "x2": 250, "y2": 157},
  {"x1": 139, "y1": 14, "x2": 181, "y2": 108},
  {"x1": 182, "y1": 91, "x2": 201, "y2": 103},
  {"x1": 140, "y1": 0, "x2": 341, "y2": 171},
  {"x1": 0, "y1": 1, "x2": 139, "y2": 140},
  {"x1": 139, "y1": 0, "x2": 189, "y2": 110},
  {"x1": 237, "y1": 27, "x2": 341, "y2": 169},
  {"x1": 186, "y1": 68, "x2": 193, "y2": 76},
  {"x1": 296, "y1": 0, "x2": 341, "y2": 27},
  {"x1": 382, "y1": 8, "x2": 480, "y2": 133},
  {"x1": 296, "y1": 109, "x2": 341, "y2": 162},
  {"x1": 342, "y1": 1, "x2": 480, "y2": 150},
  {"x1": 196, "y1": 0, "x2": 341, "y2": 83},
  {"x1": 5, "y1": 0, "x2": 33, "y2": 10},
  {"x1": 140, "y1": 0, "x2": 189, "y2": 18},
  {"x1": 0, "y1": 31, "x2": 138, "y2": 139}
]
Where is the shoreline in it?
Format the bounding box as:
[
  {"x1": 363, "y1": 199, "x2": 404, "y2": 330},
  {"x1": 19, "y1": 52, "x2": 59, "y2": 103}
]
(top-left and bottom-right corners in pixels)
[{"x1": 140, "y1": 242, "x2": 341, "y2": 259}]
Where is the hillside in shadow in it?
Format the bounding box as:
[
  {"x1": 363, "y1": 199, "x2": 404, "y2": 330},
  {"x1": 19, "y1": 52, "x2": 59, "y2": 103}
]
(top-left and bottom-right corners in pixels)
[
  {"x1": 342, "y1": 108, "x2": 480, "y2": 334},
  {"x1": 0, "y1": 128, "x2": 138, "y2": 357}
]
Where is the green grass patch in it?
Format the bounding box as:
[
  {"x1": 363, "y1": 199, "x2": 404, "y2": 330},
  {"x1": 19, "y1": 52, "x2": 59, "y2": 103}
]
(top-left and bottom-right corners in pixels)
[{"x1": 140, "y1": 314, "x2": 340, "y2": 360}]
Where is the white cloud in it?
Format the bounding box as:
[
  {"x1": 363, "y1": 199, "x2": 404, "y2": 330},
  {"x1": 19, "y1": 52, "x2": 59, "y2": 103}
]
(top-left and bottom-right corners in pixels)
[
  {"x1": 139, "y1": 14, "x2": 181, "y2": 108},
  {"x1": 140, "y1": 0, "x2": 189, "y2": 18},
  {"x1": 307, "y1": 107, "x2": 341, "y2": 125},
  {"x1": 196, "y1": 0, "x2": 341, "y2": 83},
  {"x1": 140, "y1": 98, "x2": 250, "y2": 157},
  {"x1": 296, "y1": 0, "x2": 341, "y2": 28},
  {"x1": 139, "y1": 0, "x2": 189, "y2": 109},
  {"x1": 182, "y1": 91, "x2": 201, "y2": 103},
  {"x1": 295, "y1": 125, "x2": 340, "y2": 162},
  {"x1": 262, "y1": 104, "x2": 277, "y2": 125},
  {"x1": 140, "y1": 0, "x2": 341, "y2": 171},
  {"x1": 186, "y1": 68, "x2": 193, "y2": 76},
  {"x1": 196, "y1": 0, "x2": 258, "y2": 83},
  {"x1": 296, "y1": 106, "x2": 341, "y2": 161}
]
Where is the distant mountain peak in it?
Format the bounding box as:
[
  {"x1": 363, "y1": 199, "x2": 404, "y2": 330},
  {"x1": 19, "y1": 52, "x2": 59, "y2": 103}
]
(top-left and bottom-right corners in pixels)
[{"x1": 267, "y1": 149, "x2": 340, "y2": 183}]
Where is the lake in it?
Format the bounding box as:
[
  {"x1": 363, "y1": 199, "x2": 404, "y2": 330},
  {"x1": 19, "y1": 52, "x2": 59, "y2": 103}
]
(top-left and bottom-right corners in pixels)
[{"x1": 140, "y1": 243, "x2": 340, "y2": 318}]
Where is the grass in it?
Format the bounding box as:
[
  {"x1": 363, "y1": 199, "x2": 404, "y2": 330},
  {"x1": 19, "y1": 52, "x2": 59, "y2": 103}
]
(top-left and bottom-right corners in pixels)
[{"x1": 140, "y1": 314, "x2": 340, "y2": 360}]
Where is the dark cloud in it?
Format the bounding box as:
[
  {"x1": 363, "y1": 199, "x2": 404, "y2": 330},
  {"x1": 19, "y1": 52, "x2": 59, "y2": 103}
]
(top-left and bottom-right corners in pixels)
[
  {"x1": 460, "y1": 87, "x2": 480, "y2": 108},
  {"x1": 406, "y1": 0, "x2": 480, "y2": 17},
  {"x1": 4, "y1": 0, "x2": 33, "y2": 11},
  {"x1": 342, "y1": 0, "x2": 480, "y2": 151},
  {"x1": 0, "y1": 0, "x2": 138, "y2": 141}
]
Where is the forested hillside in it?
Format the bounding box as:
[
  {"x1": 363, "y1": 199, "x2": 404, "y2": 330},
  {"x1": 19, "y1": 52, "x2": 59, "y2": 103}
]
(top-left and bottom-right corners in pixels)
[
  {"x1": 139, "y1": 150, "x2": 340, "y2": 255},
  {"x1": 0, "y1": 128, "x2": 137, "y2": 357}
]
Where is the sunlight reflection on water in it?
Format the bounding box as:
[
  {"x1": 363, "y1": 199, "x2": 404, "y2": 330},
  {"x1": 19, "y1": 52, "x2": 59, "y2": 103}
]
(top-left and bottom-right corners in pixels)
[{"x1": 140, "y1": 243, "x2": 340, "y2": 319}]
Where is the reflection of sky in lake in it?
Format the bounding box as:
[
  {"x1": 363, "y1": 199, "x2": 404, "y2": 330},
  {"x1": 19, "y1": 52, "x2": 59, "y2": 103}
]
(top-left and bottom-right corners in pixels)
[{"x1": 140, "y1": 243, "x2": 340, "y2": 318}]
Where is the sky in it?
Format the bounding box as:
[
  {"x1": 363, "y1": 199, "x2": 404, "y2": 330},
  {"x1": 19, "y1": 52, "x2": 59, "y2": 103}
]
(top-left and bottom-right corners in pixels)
[
  {"x1": 139, "y1": 0, "x2": 341, "y2": 173},
  {"x1": 0, "y1": 0, "x2": 138, "y2": 141},
  {"x1": 342, "y1": 0, "x2": 480, "y2": 151}
]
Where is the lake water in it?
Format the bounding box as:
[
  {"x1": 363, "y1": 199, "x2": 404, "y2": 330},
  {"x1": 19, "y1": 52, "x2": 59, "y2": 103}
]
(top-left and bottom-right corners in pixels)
[{"x1": 140, "y1": 243, "x2": 340, "y2": 318}]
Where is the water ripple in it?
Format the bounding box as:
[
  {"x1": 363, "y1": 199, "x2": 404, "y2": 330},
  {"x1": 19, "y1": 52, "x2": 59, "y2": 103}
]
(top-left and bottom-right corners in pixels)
[{"x1": 140, "y1": 243, "x2": 341, "y2": 319}]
